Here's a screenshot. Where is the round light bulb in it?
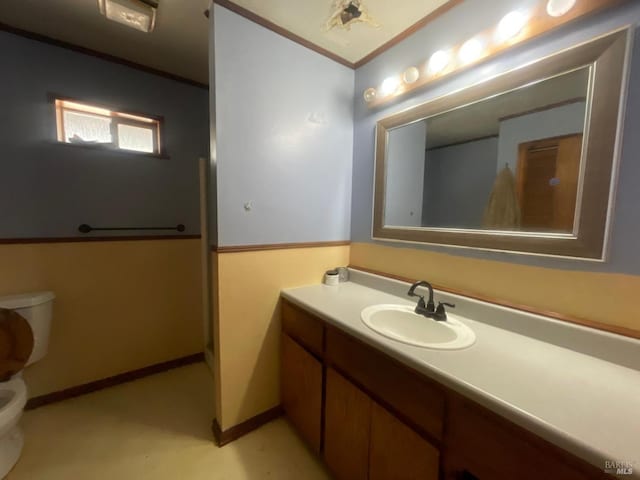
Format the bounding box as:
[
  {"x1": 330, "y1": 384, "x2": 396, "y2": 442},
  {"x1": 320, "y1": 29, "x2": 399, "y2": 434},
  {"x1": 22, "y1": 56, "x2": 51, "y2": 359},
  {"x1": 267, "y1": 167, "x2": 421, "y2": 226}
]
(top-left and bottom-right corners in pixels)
[
  {"x1": 546, "y1": 0, "x2": 576, "y2": 17},
  {"x1": 363, "y1": 87, "x2": 377, "y2": 103},
  {"x1": 496, "y1": 11, "x2": 527, "y2": 42},
  {"x1": 427, "y1": 50, "x2": 451, "y2": 75},
  {"x1": 380, "y1": 76, "x2": 401, "y2": 96},
  {"x1": 459, "y1": 37, "x2": 485, "y2": 64},
  {"x1": 403, "y1": 66, "x2": 419, "y2": 84}
]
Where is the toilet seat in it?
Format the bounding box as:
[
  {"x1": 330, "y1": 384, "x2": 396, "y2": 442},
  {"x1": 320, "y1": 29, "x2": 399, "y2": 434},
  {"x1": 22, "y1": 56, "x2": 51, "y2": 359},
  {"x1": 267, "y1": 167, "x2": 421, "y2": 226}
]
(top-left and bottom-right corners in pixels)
[
  {"x1": 0, "y1": 379, "x2": 26, "y2": 436},
  {"x1": 0, "y1": 310, "x2": 34, "y2": 382}
]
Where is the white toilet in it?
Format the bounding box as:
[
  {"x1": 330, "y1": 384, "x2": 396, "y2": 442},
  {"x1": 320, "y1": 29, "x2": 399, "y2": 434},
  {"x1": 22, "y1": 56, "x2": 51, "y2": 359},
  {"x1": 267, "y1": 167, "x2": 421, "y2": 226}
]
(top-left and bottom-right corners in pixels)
[{"x1": 0, "y1": 292, "x2": 54, "y2": 478}]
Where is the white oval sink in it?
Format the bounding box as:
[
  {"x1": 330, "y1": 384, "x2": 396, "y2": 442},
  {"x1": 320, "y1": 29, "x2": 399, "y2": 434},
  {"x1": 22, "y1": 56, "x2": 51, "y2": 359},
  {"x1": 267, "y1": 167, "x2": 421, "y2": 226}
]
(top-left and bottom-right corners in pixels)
[{"x1": 361, "y1": 304, "x2": 476, "y2": 350}]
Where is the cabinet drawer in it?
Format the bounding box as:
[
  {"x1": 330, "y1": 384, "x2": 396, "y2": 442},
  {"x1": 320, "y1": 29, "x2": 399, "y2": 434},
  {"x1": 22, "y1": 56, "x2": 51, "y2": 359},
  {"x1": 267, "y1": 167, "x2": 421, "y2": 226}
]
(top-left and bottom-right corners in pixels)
[
  {"x1": 445, "y1": 396, "x2": 608, "y2": 480},
  {"x1": 326, "y1": 327, "x2": 445, "y2": 442},
  {"x1": 282, "y1": 300, "x2": 324, "y2": 356},
  {"x1": 281, "y1": 333, "x2": 322, "y2": 452}
]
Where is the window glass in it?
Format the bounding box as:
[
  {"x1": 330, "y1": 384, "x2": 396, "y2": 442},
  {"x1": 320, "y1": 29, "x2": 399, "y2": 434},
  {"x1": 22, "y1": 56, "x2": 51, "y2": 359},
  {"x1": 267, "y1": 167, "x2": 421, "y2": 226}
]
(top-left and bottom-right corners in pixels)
[
  {"x1": 55, "y1": 99, "x2": 161, "y2": 155},
  {"x1": 63, "y1": 110, "x2": 113, "y2": 144},
  {"x1": 117, "y1": 124, "x2": 154, "y2": 153}
]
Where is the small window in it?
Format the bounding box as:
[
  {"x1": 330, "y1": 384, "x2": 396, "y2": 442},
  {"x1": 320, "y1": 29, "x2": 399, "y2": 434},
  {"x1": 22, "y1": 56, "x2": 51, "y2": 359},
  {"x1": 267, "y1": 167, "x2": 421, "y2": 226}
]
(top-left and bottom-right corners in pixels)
[{"x1": 55, "y1": 99, "x2": 161, "y2": 155}]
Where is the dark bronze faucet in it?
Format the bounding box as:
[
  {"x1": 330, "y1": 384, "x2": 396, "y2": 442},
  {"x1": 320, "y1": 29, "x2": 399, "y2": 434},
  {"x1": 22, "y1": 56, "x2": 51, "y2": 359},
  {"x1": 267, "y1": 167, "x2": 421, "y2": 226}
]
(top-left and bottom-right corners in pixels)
[{"x1": 407, "y1": 280, "x2": 455, "y2": 322}]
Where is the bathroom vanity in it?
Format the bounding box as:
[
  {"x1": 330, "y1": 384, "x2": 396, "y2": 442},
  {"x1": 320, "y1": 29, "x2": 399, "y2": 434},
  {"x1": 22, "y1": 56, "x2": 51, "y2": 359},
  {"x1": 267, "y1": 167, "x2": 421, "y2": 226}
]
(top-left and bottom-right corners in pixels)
[{"x1": 280, "y1": 270, "x2": 640, "y2": 480}]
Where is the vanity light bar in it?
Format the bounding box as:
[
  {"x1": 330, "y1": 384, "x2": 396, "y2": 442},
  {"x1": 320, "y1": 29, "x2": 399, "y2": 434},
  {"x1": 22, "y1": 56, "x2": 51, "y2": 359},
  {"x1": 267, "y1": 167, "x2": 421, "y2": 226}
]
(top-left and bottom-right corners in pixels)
[
  {"x1": 547, "y1": 0, "x2": 578, "y2": 17},
  {"x1": 496, "y1": 10, "x2": 528, "y2": 42},
  {"x1": 458, "y1": 37, "x2": 486, "y2": 65},
  {"x1": 363, "y1": 0, "x2": 626, "y2": 107}
]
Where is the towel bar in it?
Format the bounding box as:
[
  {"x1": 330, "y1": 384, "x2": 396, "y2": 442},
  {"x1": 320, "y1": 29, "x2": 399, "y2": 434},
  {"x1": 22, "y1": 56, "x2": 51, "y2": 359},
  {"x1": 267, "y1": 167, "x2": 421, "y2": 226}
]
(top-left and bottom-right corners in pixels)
[{"x1": 78, "y1": 224, "x2": 185, "y2": 233}]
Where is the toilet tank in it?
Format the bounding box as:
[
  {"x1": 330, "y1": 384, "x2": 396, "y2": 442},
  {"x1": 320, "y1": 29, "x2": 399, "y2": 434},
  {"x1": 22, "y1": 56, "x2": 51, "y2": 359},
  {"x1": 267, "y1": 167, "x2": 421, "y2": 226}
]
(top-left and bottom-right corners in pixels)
[{"x1": 0, "y1": 292, "x2": 55, "y2": 366}]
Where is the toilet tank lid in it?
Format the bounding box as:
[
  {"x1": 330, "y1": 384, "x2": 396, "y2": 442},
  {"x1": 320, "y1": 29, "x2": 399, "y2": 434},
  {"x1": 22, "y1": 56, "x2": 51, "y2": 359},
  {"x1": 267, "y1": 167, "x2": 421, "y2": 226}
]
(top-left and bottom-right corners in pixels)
[{"x1": 0, "y1": 291, "x2": 55, "y2": 309}]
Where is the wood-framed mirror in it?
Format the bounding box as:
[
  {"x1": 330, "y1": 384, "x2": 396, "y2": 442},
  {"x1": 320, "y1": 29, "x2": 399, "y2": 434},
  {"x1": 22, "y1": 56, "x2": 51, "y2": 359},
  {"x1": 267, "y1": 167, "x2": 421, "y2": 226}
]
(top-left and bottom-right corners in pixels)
[{"x1": 373, "y1": 28, "x2": 631, "y2": 260}]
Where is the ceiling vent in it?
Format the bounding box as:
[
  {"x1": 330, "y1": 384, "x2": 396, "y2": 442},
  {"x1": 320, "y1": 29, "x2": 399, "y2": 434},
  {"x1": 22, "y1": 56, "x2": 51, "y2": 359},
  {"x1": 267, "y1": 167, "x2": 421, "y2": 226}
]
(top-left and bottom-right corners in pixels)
[{"x1": 98, "y1": 0, "x2": 159, "y2": 33}]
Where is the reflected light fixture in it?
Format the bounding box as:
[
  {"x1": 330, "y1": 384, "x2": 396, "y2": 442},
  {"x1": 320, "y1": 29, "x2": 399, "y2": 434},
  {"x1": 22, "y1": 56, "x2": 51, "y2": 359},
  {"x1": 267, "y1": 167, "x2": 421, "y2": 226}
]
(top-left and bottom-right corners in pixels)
[
  {"x1": 403, "y1": 67, "x2": 420, "y2": 84},
  {"x1": 546, "y1": 0, "x2": 577, "y2": 17},
  {"x1": 98, "y1": 0, "x2": 159, "y2": 33},
  {"x1": 380, "y1": 76, "x2": 401, "y2": 96},
  {"x1": 427, "y1": 50, "x2": 451, "y2": 75},
  {"x1": 459, "y1": 37, "x2": 485, "y2": 64},
  {"x1": 496, "y1": 11, "x2": 528, "y2": 42}
]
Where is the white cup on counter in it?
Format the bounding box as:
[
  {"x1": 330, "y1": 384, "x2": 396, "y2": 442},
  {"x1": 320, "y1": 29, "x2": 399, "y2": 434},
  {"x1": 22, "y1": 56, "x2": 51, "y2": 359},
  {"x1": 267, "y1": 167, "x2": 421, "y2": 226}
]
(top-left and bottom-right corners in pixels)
[{"x1": 324, "y1": 269, "x2": 340, "y2": 286}]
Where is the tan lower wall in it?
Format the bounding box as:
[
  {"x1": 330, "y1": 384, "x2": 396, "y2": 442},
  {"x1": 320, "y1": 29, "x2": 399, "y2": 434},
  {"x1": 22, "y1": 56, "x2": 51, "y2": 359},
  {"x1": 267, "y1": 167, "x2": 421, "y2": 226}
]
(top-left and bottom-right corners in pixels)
[
  {"x1": 212, "y1": 241, "x2": 639, "y2": 431},
  {"x1": 0, "y1": 239, "x2": 203, "y2": 397},
  {"x1": 214, "y1": 245, "x2": 350, "y2": 431},
  {"x1": 350, "y1": 242, "x2": 640, "y2": 334}
]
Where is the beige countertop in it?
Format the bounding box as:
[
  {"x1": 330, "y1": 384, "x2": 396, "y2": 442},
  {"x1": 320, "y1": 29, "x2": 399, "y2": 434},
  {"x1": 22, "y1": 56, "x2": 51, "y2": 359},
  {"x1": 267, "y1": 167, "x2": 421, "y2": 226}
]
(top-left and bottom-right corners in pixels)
[{"x1": 282, "y1": 269, "x2": 640, "y2": 478}]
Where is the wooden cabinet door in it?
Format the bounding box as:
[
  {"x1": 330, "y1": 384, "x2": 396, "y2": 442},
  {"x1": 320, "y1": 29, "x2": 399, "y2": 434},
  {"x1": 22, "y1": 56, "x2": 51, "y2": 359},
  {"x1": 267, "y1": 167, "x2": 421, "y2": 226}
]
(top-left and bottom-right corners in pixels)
[
  {"x1": 369, "y1": 402, "x2": 440, "y2": 480},
  {"x1": 281, "y1": 333, "x2": 322, "y2": 453},
  {"x1": 326, "y1": 328, "x2": 445, "y2": 441},
  {"x1": 324, "y1": 368, "x2": 371, "y2": 480},
  {"x1": 444, "y1": 396, "x2": 607, "y2": 480}
]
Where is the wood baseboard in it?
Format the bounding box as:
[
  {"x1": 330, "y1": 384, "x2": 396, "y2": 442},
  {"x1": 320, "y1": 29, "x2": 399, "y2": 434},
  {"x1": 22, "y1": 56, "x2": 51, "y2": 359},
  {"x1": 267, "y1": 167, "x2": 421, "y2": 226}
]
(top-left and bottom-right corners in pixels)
[
  {"x1": 25, "y1": 352, "x2": 205, "y2": 410},
  {"x1": 212, "y1": 405, "x2": 283, "y2": 446},
  {"x1": 213, "y1": 240, "x2": 350, "y2": 253}
]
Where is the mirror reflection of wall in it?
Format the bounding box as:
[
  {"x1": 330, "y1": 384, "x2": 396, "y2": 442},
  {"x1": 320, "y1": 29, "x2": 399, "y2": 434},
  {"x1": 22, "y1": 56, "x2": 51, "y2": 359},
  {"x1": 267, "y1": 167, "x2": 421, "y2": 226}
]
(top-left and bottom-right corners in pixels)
[
  {"x1": 384, "y1": 67, "x2": 590, "y2": 234},
  {"x1": 384, "y1": 120, "x2": 427, "y2": 227}
]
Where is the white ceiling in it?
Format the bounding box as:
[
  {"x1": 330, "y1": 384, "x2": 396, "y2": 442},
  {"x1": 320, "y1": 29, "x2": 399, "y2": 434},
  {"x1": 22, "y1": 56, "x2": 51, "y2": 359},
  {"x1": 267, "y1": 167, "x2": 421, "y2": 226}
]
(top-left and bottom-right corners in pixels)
[
  {"x1": 0, "y1": 0, "x2": 210, "y2": 84},
  {"x1": 0, "y1": 0, "x2": 460, "y2": 85},
  {"x1": 228, "y1": 0, "x2": 453, "y2": 64}
]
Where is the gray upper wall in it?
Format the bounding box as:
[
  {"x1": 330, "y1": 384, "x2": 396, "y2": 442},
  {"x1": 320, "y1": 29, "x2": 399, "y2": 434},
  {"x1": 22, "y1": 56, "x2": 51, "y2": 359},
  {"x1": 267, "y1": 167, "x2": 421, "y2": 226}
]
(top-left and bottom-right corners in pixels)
[
  {"x1": 351, "y1": 1, "x2": 640, "y2": 275},
  {"x1": 423, "y1": 137, "x2": 498, "y2": 228},
  {"x1": 497, "y1": 102, "x2": 586, "y2": 172},
  {"x1": 213, "y1": 5, "x2": 354, "y2": 247},
  {"x1": 0, "y1": 31, "x2": 209, "y2": 239}
]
